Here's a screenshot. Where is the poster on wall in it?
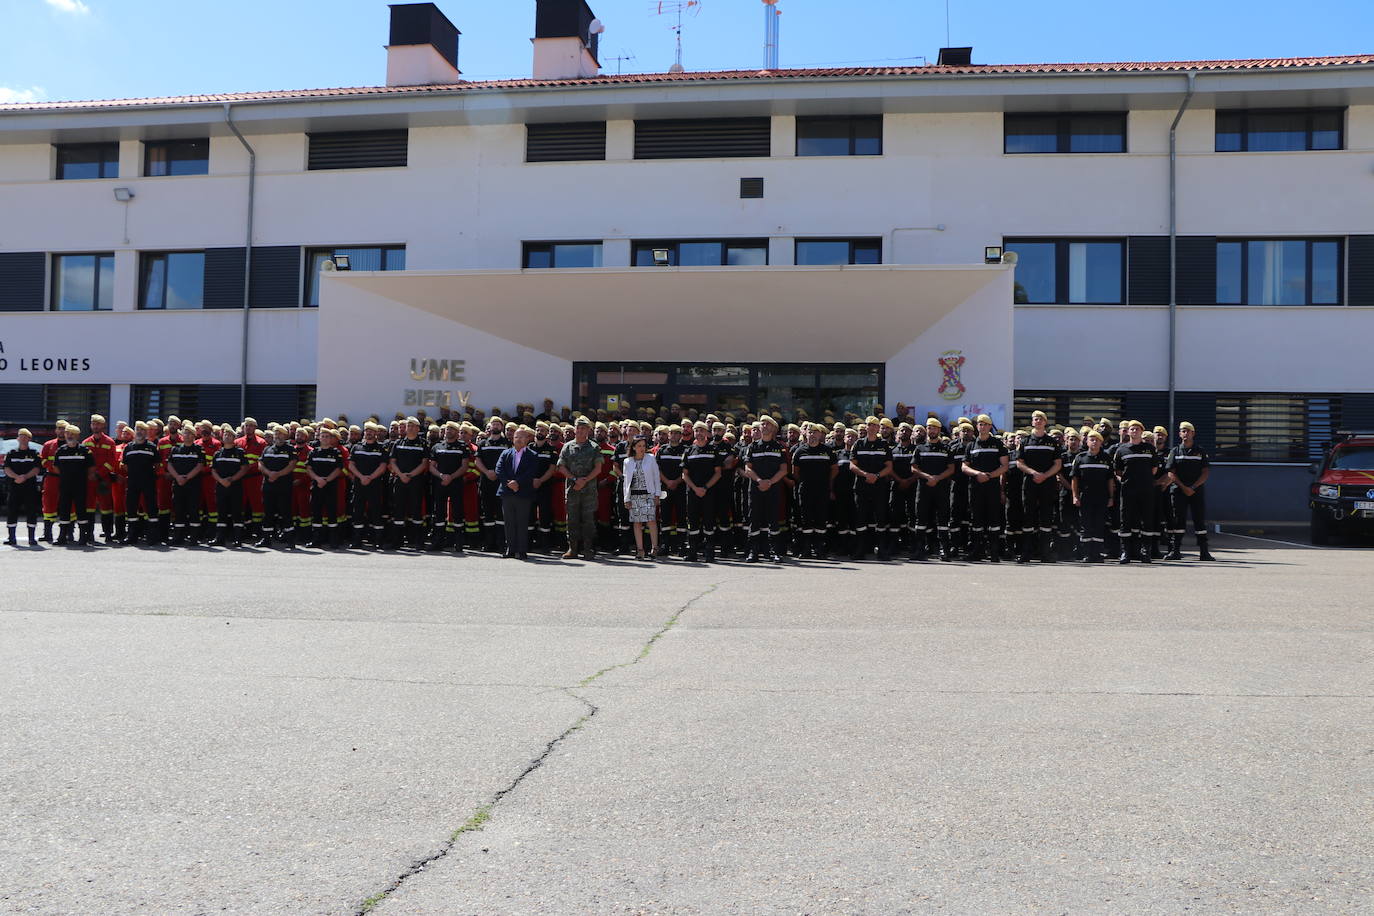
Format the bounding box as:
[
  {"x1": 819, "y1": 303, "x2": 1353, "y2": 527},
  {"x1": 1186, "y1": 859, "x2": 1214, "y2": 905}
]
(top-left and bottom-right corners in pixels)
[{"x1": 912, "y1": 403, "x2": 1009, "y2": 432}]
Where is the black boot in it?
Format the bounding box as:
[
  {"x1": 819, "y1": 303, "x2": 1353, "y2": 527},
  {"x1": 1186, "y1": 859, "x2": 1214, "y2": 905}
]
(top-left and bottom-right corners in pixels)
[
  {"x1": 745, "y1": 534, "x2": 761, "y2": 563},
  {"x1": 1119, "y1": 536, "x2": 1134, "y2": 564},
  {"x1": 113, "y1": 514, "x2": 127, "y2": 545},
  {"x1": 1039, "y1": 530, "x2": 1056, "y2": 563},
  {"x1": 1017, "y1": 532, "x2": 1034, "y2": 564},
  {"x1": 169, "y1": 525, "x2": 185, "y2": 546},
  {"x1": 28, "y1": 525, "x2": 38, "y2": 547},
  {"x1": 1164, "y1": 534, "x2": 1183, "y2": 560},
  {"x1": 1084, "y1": 542, "x2": 1103, "y2": 563},
  {"x1": 100, "y1": 513, "x2": 114, "y2": 542},
  {"x1": 966, "y1": 533, "x2": 985, "y2": 562},
  {"x1": 42, "y1": 521, "x2": 54, "y2": 543},
  {"x1": 256, "y1": 527, "x2": 275, "y2": 548},
  {"x1": 767, "y1": 532, "x2": 783, "y2": 564},
  {"x1": 1141, "y1": 537, "x2": 1155, "y2": 564},
  {"x1": 4, "y1": 526, "x2": 16, "y2": 546},
  {"x1": 429, "y1": 525, "x2": 447, "y2": 552},
  {"x1": 283, "y1": 527, "x2": 297, "y2": 551},
  {"x1": 987, "y1": 532, "x2": 1001, "y2": 562},
  {"x1": 1198, "y1": 534, "x2": 1216, "y2": 561},
  {"x1": 939, "y1": 532, "x2": 954, "y2": 561},
  {"x1": 78, "y1": 522, "x2": 93, "y2": 546},
  {"x1": 214, "y1": 526, "x2": 230, "y2": 547},
  {"x1": 876, "y1": 532, "x2": 892, "y2": 562}
]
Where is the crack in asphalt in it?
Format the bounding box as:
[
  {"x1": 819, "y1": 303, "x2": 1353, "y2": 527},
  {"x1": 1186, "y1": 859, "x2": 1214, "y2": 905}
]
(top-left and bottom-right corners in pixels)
[{"x1": 353, "y1": 581, "x2": 721, "y2": 915}]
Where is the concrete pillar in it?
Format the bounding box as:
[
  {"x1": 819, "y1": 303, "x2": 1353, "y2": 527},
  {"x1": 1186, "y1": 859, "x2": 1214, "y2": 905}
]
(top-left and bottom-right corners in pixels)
[{"x1": 606, "y1": 120, "x2": 634, "y2": 160}]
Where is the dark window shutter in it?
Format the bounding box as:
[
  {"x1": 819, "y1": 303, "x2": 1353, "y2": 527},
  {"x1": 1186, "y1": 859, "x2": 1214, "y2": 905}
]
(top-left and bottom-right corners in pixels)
[
  {"x1": 526, "y1": 122, "x2": 607, "y2": 162},
  {"x1": 739, "y1": 177, "x2": 764, "y2": 199},
  {"x1": 0, "y1": 384, "x2": 45, "y2": 425},
  {"x1": 307, "y1": 130, "x2": 409, "y2": 170},
  {"x1": 1126, "y1": 237, "x2": 1169, "y2": 305},
  {"x1": 1173, "y1": 392, "x2": 1217, "y2": 452},
  {"x1": 203, "y1": 247, "x2": 246, "y2": 309},
  {"x1": 1123, "y1": 391, "x2": 1169, "y2": 428},
  {"x1": 249, "y1": 246, "x2": 301, "y2": 308},
  {"x1": 1175, "y1": 236, "x2": 1217, "y2": 305},
  {"x1": 634, "y1": 118, "x2": 772, "y2": 159},
  {"x1": 0, "y1": 252, "x2": 47, "y2": 311},
  {"x1": 1347, "y1": 235, "x2": 1374, "y2": 307},
  {"x1": 1341, "y1": 394, "x2": 1374, "y2": 430},
  {"x1": 246, "y1": 385, "x2": 306, "y2": 425},
  {"x1": 196, "y1": 385, "x2": 240, "y2": 422}
]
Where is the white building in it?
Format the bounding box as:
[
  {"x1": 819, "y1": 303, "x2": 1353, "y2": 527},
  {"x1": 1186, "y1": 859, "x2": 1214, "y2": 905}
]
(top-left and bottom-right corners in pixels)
[{"x1": 1, "y1": 0, "x2": 1371, "y2": 521}]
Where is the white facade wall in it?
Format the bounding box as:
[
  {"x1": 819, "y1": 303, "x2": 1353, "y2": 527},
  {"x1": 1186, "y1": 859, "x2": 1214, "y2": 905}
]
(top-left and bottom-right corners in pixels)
[{"x1": 2, "y1": 82, "x2": 1372, "y2": 414}]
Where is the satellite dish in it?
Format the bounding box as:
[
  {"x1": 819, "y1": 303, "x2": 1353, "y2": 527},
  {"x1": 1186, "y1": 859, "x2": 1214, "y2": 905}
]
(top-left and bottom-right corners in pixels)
[
  {"x1": 588, "y1": 18, "x2": 605, "y2": 34},
  {"x1": 320, "y1": 259, "x2": 338, "y2": 272}
]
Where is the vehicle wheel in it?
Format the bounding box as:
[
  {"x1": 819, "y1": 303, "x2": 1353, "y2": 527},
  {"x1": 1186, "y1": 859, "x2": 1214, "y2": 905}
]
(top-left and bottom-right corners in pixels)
[{"x1": 1310, "y1": 510, "x2": 1331, "y2": 546}]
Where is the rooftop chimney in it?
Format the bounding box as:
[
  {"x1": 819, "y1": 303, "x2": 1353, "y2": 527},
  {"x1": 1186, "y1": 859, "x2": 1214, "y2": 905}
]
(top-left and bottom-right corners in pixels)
[
  {"x1": 533, "y1": 0, "x2": 602, "y2": 80},
  {"x1": 386, "y1": 3, "x2": 462, "y2": 87},
  {"x1": 936, "y1": 47, "x2": 973, "y2": 66}
]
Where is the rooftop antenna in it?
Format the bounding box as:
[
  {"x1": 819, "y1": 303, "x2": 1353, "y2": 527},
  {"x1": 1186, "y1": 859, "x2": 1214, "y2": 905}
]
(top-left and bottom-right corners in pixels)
[
  {"x1": 653, "y1": 0, "x2": 703, "y2": 73},
  {"x1": 762, "y1": 0, "x2": 780, "y2": 70},
  {"x1": 607, "y1": 50, "x2": 637, "y2": 75},
  {"x1": 945, "y1": 0, "x2": 951, "y2": 48}
]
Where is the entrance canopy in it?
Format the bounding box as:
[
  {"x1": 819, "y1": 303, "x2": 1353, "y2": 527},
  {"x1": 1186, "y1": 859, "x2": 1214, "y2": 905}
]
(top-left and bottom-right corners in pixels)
[
  {"x1": 327, "y1": 265, "x2": 1006, "y2": 363},
  {"x1": 315, "y1": 264, "x2": 1014, "y2": 422}
]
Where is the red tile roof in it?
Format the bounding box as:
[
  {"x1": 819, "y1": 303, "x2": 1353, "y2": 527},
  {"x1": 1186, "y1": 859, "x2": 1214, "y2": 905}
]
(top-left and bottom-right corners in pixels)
[{"x1": 4, "y1": 55, "x2": 1372, "y2": 112}]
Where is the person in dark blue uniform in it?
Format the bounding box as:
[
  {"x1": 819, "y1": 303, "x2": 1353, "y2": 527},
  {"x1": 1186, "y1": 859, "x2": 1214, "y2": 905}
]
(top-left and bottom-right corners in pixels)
[
  {"x1": 1113, "y1": 420, "x2": 1160, "y2": 563},
  {"x1": 1016, "y1": 410, "x2": 1064, "y2": 564},
  {"x1": 743, "y1": 416, "x2": 788, "y2": 563},
  {"x1": 850, "y1": 417, "x2": 895, "y2": 561},
  {"x1": 3, "y1": 428, "x2": 41, "y2": 547},
  {"x1": 889, "y1": 424, "x2": 918, "y2": 557},
  {"x1": 790, "y1": 424, "x2": 837, "y2": 559},
  {"x1": 346, "y1": 423, "x2": 390, "y2": 549},
  {"x1": 1165, "y1": 421, "x2": 1215, "y2": 561},
  {"x1": 1070, "y1": 429, "x2": 1115, "y2": 562},
  {"x1": 388, "y1": 418, "x2": 430, "y2": 550},
  {"x1": 960, "y1": 414, "x2": 1009, "y2": 562},
  {"x1": 428, "y1": 422, "x2": 469, "y2": 553},
  {"x1": 681, "y1": 422, "x2": 722, "y2": 562},
  {"x1": 913, "y1": 418, "x2": 957, "y2": 561},
  {"x1": 258, "y1": 426, "x2": 300, "y2": 549}
]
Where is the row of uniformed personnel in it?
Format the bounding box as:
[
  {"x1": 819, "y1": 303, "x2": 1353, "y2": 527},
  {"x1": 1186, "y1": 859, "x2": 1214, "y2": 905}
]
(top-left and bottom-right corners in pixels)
[{"x1": 3, "y1": 409, "x2": 1212, "y2": 564}]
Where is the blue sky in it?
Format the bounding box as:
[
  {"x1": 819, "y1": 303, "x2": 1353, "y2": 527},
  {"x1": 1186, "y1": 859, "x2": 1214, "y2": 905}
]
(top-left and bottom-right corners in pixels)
[{"x1": 1, "y1": 0, "x2": 1369, "y2": 103}]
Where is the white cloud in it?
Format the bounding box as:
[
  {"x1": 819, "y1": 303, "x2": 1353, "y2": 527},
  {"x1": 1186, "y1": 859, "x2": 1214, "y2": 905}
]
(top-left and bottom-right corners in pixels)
[
  {"x1": 44, "y1": 0, "x2": 91, "y2": 14},
  {"x1": 0, "y1": 86, "x2": 46, "y2": 104}
]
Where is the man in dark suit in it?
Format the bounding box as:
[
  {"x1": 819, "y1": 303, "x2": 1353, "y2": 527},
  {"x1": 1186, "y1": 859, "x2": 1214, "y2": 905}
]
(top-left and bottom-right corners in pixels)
[{"x1": 495, "y1": 426, "x2": 541, "y2": 559}]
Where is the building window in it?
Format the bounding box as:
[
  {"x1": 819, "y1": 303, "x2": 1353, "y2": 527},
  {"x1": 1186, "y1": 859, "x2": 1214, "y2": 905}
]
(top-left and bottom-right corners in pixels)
[
  {"x1": 304, "y1": 246, "x2": 405, "y2": 308},
  {"x1": 306, "y1": 130, "x2": 409, "y2": 170},
  {"x1": 632, "y1": 240, "x2": 768, "y2": 267},
  {"x1": 794, "y1": 238, "x2": 882, "y2": 266},
  {"x1": 143, "y1": 138, "x2": 209, "y2": 176},
  {"x1": 1004, "y1": 238, "x2": 1124, "y2": 304},
  {"x1": 1003, "y1": 113, "x2": 1127, "y2": 154},
  {"x1": 46, "y1": 385, "x2": 111, "y2": 427},
  {"x1": 1214, "y1": 394, "x2": 1309, "y2": 461},
  {"x1": 132, "y1": 385, "x2": 198, "y2": 422},
  {"x1": 51, "y1": 253, "x2": 115, "y2": 311},
  {"x1": 1215, "y1": 239, "x2": 1342, "y2": 306},
  {"x1": 633, "y1": 118, "x2": 772, "y2": 159},
  {"x1": 522, "y1": 242, "x2": 603, "y2": 269},
  {"x1": 525, "y1": 122, "x2": 607, "y2": 162},
  {"x1": 1014, "y1": 393, "x2": 1126, "y2": 432},
  {"x1": 1215, "y1": 109, "x2": 1344, "y2": 152},
  {"x1": 796, "y1": 116, "x2": 883, "y2": 156},
  {"x1": 139, "y1": 252, "x2": 206, "y2": 310},
  {"x1": 55, "y1": 142, "x2": 118, "y2": 180}
]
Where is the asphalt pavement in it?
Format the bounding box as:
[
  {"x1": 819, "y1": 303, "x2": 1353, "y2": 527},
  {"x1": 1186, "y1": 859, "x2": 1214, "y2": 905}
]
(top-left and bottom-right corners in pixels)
[{"x1": 1, "y1": 535, "x2": 1370, "y2": 915}]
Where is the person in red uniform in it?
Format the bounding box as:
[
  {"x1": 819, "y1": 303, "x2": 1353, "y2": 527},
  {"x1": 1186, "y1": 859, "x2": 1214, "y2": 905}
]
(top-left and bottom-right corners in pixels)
[
  {"x1": 235, "y1": 417, "x2": 269, "y2": 541},
  {"x1": 109, "y1": 424, "x2": 134, "y2": 545},
  {"x1": 82, "y1": 413, "x2": 118, "y2": 543},
  {"x1": 155, "y1": 417, "x2": 182, "y2": 543},
  {"x1": 195, "y1": 420, "x2": 222, "y2": 543},
  {"x1": 291, "y1": 426, "x2": 313, "y2": 540},
  {"x1": 460, "y1": 424, "x2": 482, "y2": 547},
  {"x1": 39, "y1": 419, "x2": 68, "y2": 543}
]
